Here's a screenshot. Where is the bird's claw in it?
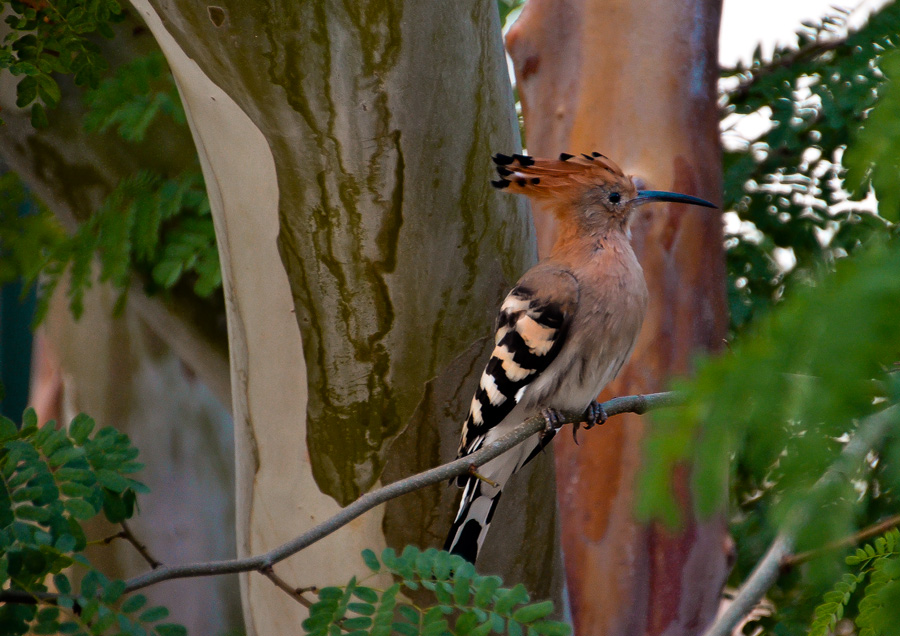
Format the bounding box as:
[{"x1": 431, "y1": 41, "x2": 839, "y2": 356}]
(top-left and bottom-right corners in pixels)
[
  {"x1": 540, "y1": 407, "x2": 565, "y2": 445},
  {"x1": 584, "y1": 400, "x2": 608, "y2": 430},
  {"x1": 541, "y1": 407, "x2": 564, "y2": 433}
]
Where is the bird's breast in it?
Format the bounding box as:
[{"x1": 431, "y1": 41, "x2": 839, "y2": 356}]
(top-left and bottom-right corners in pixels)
[{"x1": 522, "y1": 245, "x2": 648, "y2": 412}]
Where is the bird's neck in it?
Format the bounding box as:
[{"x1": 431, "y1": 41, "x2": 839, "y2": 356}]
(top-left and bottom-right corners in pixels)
[{"x1": 548, "y1": 219, "x2": 634, "y2": 266}]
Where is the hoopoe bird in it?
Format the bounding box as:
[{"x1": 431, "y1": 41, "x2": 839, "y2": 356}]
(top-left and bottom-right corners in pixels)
[{"x1": 444, "y1": 151, "x2": 716, "y2": 563}]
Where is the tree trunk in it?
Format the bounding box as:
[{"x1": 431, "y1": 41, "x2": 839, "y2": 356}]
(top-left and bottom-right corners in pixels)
[
  {"x1": 129, "y1": 1, "x2": 563, "y2": 633},
  {"x1": 508, "y1": 1, "x2": 730, "y2": 634}
]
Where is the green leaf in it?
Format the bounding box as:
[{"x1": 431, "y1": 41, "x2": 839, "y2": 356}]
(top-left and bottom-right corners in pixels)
[
  {"x1": 351, "y1": 586, "x2": 377, "y2": 604},
  {"x1": 342, "y1": 617, "x2": 372, "y2": 630},
  {"x1": 30, "y1": 103, "x2": 49, "y2": 128},
  {"x1": 392, "y1": 622, "x2": 419, "y2": 636},
  {"x1": 63, "y1": 498, "x2": 96, "y2": 520},
  {"x1": 0, "y1": 416, "x2": 19, "y2": 442},
  {"x1": 16, "y1": 76, "x2": 37, "y2": 107},
  {"x1": 69, "y1": 415, "x2": 95, "y2": 445},
  {"x1": 122, "y1": 594, "x2": 148, "y2": 614},
  {"x1": 347, "y1": 602, "x2": 375, "y2": 616},
  {"x1": 96, "y1": 470, "x2": 129, "y2": 493},
  {"x1": 139, "y1": 606, "x2": 170, "y2": 622},
  {"x1": 154, "y1": 625, "x2": 187, "y2": 636},
  {"x1": 397, "y1": 605, "x2": 419, "y2": 624},
  {"x1": 512, "y1": 601, "x2": 555, "y2": 623},
  {"x1": 361, "y1": 548, "x2": 380, "y2": 572},
  {"x1": 54, "y1": 573, "x2": 72, "y2": 595},
  {"x1": 102, "y1": 579, "x2": 126, "y2": 603},
  {"x1": 531, "y1": 620, "x2": 572, "y2": 636},
  {"x1": 473, "y1": 576, "x2": 502, "y2": 608}
]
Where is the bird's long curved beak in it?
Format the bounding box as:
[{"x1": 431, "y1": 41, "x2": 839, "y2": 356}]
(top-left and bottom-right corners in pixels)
[{"x1": 635, "y1": 190, "x2": 717, "y2": 209}]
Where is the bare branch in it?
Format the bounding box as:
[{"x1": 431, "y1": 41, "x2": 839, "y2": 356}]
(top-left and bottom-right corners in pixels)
[
  {"x1": 0, "y1": 391, "x2": 676, "y2": 605},
  {"x1": 702, "y1": 404, "x2": 899, "y2": 636},
  {"x1": 783, "y1": 513, "x2": 900, "y2": 568},
  {"x1": 120, "y1": 521, "x2": 163, "y2": 569},
  {"x1": 120, "y1": 391, "x2": 677, "y2": 593},
  {"x1": 260, "y1": 567, "x2": 315, "y2": 609}
]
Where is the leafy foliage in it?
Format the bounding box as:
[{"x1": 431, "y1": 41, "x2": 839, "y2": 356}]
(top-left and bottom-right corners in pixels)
[
  {"x1": 303, "y1": 547, "x2": 570, "y2": 636},
  {"x1": 0, "y1": 0, "x2": 123, "y2": 127},
  {"x1": 34, "y1": 169, "x2": 217, "y2": 322},
  {"x1": 0, "y1": 173, "x2": 65, "y2": 288},
  {"x1": 0, "y1": 48, "x2": 221, "y2": 323},
  {"x1": 638, "y1": 238, "x2": 900, "y2": 525},
  {"x1": 82, "y1": 50, "x2": 186, "y2": 142},
  {"x1": 0, "y1": 408, "x2": 185, "y2": 636},
  {"x1": 810, "y1": 528, "x2": 900, "y2": 636},
  {"x1": 721, "y1": 4, "x2": 900, "y2": 331}
]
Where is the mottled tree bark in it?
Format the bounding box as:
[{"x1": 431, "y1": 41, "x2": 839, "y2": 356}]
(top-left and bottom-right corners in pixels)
[
  {"x1": 129, "y1": 1, "x2": 563, "y2": 633},
  {"x1": 508, "y1": 1, "x2": 730, "y2": 635}
]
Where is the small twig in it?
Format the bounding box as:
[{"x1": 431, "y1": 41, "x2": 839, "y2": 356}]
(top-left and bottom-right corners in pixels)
[
  {"x1": 702, "y1": 404, "x2": 899, "y2": 636},
  {"x1": 725, "y1": 37, "x2": 845, "y2": 104},
  {"x1": 783, "y1": 513, "x2": 900, "y2": 568},
  {"x1": 119, "y1": 521, "x2": 162, "y2": 569},
  {"x1": 92, "y1": 531, "x2": 127, "y2": 546},
  {"x1": 260, "y1": 566, "x2": 315, "y2": 609}
]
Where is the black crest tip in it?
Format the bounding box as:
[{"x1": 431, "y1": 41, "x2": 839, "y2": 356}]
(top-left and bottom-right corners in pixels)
[
  {"x1": 496, "y1": 167, "x2": 513, "y2": 177},
  {"x1": 491, "y1": 179, "x2": 510, "y2": 189},
  {"x1": 582, "y1": 153, "x2": 594, "y2": 161},
  {"x1": 530, "y1": 178, "x2": 540, "y2": 185},
  {"x1": 559, "y1": 153, "x2": 574, "y2": 161},
  {"x1": 492, "y1": 153, "x2": 515, "y2": 166},
  {"x1": 512, "y1": 153, "x2": 535, "y2": 166},
  {"x1": 591, "y1": 151, "x2": 605, "y2": 158},
  {"x1": 516, "y1": 178, "x2": 527, "y2": 186}
]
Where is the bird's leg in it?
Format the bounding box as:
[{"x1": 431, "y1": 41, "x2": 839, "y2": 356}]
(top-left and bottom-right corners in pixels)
[
  {"x1": 467, "y1": 464, "x2": 500, "y2": 488},
  {"x1": 584, "y1": 400, "x2": 608, "y2": 430}
]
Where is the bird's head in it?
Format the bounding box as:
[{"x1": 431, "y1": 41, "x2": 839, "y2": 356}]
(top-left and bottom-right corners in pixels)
[{"x1": 491, "y1": 152, "x2": 716, "y2": 234}]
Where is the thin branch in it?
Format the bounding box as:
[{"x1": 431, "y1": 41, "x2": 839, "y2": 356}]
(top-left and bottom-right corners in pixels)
[
  {"x1": 260, "y1": 566, "x2": 315, "y2": 609},
  {"x1": 783, "y1": 513, "x2": 900, "y2": 568},
  {"x1": 119, "y1": 521, "x2": 162, "y2": 569},
  {"x1": 702, "y1": 404, "x2": 899, "y2": 636},
  {"x1": 0, "y1": 391, "x2": 676, "y2": 605},
  {"x1": 121, "y1": 391, "x2": 677, "y2": 593},
  {"x1": 725, "y1": 37, "x2": 845, "y2": 104}
]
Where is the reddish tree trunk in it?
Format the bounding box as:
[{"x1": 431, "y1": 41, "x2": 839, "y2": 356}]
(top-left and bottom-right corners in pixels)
[{"x1": 507, "y1": 1, "x2": 730, "y2": 634}]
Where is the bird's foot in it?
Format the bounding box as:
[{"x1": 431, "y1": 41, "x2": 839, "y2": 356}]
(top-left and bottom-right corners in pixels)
[
  {"x1": 467, "y1": 464, "x2": 499, "y2": 488},
  {"x1": 584, "y1": 400, "x2": 608, "y2": 430},
  {"x1": 541, "y1": 407, "x2": 565, "y2": 432},
  {"x1": 540, "y1": 407, "x2": 565, "y2": 444}
]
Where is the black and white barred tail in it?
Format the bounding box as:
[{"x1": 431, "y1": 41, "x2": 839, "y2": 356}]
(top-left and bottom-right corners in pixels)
[{"x1": 443, "y1": 477, "x2": 503, "y2": 563}]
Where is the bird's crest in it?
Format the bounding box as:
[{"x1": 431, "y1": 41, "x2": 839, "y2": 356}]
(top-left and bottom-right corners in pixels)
[{"x1": 490, "y1": 152, "x2": 631, "y2": 200}]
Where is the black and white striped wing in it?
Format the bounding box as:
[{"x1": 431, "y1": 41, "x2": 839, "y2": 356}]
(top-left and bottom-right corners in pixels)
[{"x1": 457, "y1": 278, "x2": 574, "y2": 465}]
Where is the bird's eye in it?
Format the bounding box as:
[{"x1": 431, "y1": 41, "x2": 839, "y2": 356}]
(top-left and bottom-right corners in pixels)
[{"x1": 608, "y1": 192, "x2": 621, "y2": 204}]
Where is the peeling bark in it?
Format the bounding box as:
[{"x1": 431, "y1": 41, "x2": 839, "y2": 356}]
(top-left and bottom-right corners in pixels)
[{"x1": 508, "y1": 1, "x2": 730, "y2": 634}]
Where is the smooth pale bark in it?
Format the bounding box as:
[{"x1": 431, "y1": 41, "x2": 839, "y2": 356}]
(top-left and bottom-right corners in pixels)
[
  {"x1": 508, "y1": 1, "x2": 730, "y2": 635},
  {"x1": 130, "y1": 1, "x2": 563, "y2": 633}
]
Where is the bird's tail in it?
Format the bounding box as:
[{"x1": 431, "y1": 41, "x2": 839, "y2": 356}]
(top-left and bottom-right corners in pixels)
[
  {"x1": 443, "y1": 477, "x2": 503, "y2": 563},
  {"x1": 490, "y1": 151, "x2": 626, "y2": 199}
]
